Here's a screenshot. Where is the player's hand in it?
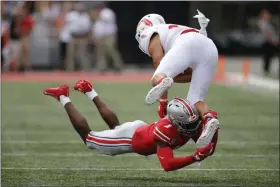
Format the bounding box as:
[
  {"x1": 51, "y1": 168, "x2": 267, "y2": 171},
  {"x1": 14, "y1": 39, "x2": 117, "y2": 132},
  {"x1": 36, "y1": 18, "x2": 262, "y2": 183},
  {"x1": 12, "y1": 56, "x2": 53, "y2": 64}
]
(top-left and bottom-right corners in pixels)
[
  {"x1": 193, "y1": 9, "x2": 210, "y2": 29},
  {"x1": 73, "y1": 80, "x2": 93, "y2": 94},
  {"x1": 193, "y1": 143, "x2": 214, "y2": 161},
  {"x1": 158, "y1": 99, "x2": 168, "y2": 118}
]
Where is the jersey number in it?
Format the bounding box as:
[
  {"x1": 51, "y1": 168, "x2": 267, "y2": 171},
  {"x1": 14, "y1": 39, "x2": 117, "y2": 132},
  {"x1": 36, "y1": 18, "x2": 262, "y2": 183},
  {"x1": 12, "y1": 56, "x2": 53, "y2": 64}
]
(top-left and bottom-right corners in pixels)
[{"x1": 164, "y1": 124, "x2": 172, "y2": 128}]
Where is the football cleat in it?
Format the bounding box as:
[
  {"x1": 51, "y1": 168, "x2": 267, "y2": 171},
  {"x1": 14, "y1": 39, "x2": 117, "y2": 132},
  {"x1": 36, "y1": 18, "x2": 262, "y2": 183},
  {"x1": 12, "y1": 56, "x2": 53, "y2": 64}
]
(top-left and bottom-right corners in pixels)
[
  {"x1": 73, "y1": 80, "x2": 93, "y2": 94},
  {"x1": 145, "y1": 77, "x2": 173, "y2": 104},
  {"x1": 43, "y1": 84, "x2": 69, "y2": 101},
  {"x1": 196, "y1": 111, "x2": 219, "y2": 148}
]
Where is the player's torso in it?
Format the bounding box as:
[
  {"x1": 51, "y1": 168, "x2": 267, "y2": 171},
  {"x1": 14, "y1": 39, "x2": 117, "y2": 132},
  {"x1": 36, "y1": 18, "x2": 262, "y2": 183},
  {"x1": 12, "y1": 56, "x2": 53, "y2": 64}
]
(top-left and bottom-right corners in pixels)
[
  {"x1": 156, "y1": 24, "x2": 197, "y2": 54},
  {"x1": 131, "y1": 118, "x2": 191, "y2": 156},
  {"x1": 139, "y1": 24, "x2": 198, "y2": 56},
  {"x1": 131, "y1": 124, "x2": 157, "y2": 155}
]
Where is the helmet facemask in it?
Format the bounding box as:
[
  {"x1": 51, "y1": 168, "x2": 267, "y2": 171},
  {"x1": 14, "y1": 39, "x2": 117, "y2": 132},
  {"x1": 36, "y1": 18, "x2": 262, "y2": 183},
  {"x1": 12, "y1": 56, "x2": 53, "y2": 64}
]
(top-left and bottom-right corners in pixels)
[
  {"x1": 170, "y1": 117, "x2": 201, "y2": 136},
  {"x1": 166, "y1": 98, "x2": 200, "y2": 136}
]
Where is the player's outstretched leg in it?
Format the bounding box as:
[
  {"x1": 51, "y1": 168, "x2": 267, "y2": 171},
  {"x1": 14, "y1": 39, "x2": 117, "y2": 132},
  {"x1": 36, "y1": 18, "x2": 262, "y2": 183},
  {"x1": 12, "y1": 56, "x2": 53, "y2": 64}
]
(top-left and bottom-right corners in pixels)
[
  {"x1": 186, "y1": 41, "x2": 220, "y2": 148},
  {"x1": 43, "y1": 84, "x2": 91, "y2": 143},
  {"x1": 73, "y1": 80, "x2": 120, "y2": 129}
]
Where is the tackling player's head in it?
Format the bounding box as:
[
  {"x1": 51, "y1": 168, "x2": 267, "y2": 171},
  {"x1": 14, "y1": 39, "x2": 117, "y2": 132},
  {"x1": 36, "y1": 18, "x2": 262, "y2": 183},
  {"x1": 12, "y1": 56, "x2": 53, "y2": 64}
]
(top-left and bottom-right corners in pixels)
[
  {"x1": 135, "y1": 14, "x2": 165, "y2": 42},
  {"x1": 166, "y1": 98, "x2": 201, "y2": 135}
]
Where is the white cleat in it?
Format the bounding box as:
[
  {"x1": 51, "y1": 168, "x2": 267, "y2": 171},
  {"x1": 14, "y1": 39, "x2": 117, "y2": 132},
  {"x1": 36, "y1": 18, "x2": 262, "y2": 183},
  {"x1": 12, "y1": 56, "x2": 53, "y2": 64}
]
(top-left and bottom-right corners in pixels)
[
  {"x1": 196, "y1": 118, "x2": 219, "y2": 148},
  {"x1": 145, "y1": 77, "x2": 174, "y2": 104}
]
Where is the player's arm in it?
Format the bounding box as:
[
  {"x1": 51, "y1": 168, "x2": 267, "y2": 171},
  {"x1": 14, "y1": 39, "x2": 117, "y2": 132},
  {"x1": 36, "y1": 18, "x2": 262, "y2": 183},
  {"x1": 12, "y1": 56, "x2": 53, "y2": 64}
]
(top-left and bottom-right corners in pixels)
[
  {"x1": 156, "y1": 142, "x2": 196, "y2": 172},
  {"x1": 154, "y1": 123, "x2": 213, "y2": 171},
  {"x1": 74, "y1": 80, "x2": 120, "y2": 129},
  {"x1": 148, "y1": 33, "x2": 192, "y2": 84},
  {"x1": 153, "y1": 125, "x2": 196, "y2": 171},
  {"x1": 148, "y1": 34, "x2": 169, "y2": 104},
  {"x1": 193, "y1": 10, "x2": 210, "y2": 37},
  {"x1": 148, "y1": 33, "x2": 164, "y2": 71}
]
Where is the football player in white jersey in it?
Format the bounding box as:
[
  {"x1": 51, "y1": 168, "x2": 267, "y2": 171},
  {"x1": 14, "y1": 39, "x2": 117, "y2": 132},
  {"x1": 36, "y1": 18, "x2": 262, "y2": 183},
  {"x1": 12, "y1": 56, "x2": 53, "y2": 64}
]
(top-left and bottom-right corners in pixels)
[{"x1": 135, "y1": 10, "x2": 219, "y2": 148}]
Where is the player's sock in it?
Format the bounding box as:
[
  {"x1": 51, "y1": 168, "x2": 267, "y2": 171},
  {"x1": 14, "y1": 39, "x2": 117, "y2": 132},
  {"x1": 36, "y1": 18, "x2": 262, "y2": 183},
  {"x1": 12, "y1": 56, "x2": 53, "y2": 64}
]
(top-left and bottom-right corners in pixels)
[
  {"x1": 86, "y1": 90, "x2": 98, "y2": 101},
  {"x1": 60, "y1": 95, "x2": 71, "y2": 106}
]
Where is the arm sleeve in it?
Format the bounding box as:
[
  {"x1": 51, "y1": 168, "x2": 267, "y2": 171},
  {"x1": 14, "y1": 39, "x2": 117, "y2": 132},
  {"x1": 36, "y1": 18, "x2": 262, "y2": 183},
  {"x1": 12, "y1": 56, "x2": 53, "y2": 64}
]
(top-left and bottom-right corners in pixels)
[
  {"x1": 199, "y1": 28, "x2": 208, "y2": 37},
  {"x1": 157, "y1": 146, "x2": 196, "y2": 172}
]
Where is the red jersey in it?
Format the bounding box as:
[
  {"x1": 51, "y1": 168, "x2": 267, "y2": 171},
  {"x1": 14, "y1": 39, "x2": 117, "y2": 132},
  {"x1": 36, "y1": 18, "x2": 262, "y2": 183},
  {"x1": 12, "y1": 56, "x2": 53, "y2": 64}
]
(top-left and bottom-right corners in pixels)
[
  {"x1": 131, "y1": 118, "x2": 201, "y2": 156},
  {"x1": 19, "y1": 15, "x2": 34, "y2": 36}
]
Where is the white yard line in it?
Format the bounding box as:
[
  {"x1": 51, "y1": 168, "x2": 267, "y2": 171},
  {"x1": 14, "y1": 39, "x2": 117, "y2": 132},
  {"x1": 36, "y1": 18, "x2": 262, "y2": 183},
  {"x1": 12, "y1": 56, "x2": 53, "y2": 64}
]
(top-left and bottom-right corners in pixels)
[
  {"x1": 2, "y1": 140, "x2": 279, "y2": 145},
  {"x1": 21, "y1": 185, "x2": 246, "y2": 187},
  {"x1": 2, "y1": 152, "x2": 278, "y2": 158},
  {"x1": 28, "y1": 186, "x2": 265, "y2": 187},
  {"x1": 227, "y1": 73, "x2": 279, "y2": 92},
  {"x1": 2, "y1": 140, "x2": 82, "y2": 144},
  {"x1": 2, "y1": 167, "x2": 279, "y2": 171},
  {"x1": 3, "y1": 131, "x2": 76, "y2": 135}
]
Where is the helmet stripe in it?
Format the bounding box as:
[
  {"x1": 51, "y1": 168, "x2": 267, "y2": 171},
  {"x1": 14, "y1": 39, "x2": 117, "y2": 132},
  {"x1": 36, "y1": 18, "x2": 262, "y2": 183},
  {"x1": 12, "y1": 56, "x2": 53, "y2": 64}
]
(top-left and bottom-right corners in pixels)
[
  {"x1": 175, "y1": 98, "x2": 194, "y2": 117},
  {"x1": 141, "y1": 18, "x2": 153, "y2": 26}
]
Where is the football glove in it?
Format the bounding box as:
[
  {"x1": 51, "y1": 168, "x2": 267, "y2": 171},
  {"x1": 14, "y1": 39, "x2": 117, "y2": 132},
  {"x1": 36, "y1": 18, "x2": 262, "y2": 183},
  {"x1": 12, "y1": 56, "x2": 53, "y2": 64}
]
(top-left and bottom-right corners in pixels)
[
  {"x1": 193, "y1": 142, "x2": 214, "y2": 161},
  {"x1": 193, "y1": 9, "x2": 210, "y2": 29}
]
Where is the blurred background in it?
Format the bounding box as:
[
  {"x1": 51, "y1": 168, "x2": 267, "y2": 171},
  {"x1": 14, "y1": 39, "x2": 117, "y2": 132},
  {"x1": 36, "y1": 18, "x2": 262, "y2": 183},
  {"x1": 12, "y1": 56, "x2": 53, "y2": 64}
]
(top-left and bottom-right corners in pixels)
[
  {"x1": 1, "y1": 1, "x2": 279, "y2": 77},
  {"x1": 1, "y1": 2, "x2": 279, "y2": 186}
]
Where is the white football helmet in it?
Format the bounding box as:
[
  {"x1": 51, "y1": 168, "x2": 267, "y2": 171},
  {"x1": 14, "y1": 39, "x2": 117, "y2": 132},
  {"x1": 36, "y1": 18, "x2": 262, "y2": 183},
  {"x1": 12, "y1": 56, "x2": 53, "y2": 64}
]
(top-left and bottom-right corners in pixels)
[
  {"x1": 135, "y1": 14, "x2": 166, "y2": 42},
  {"x1": 167, "y1": 98, "x2": 200, "y2": 135}
]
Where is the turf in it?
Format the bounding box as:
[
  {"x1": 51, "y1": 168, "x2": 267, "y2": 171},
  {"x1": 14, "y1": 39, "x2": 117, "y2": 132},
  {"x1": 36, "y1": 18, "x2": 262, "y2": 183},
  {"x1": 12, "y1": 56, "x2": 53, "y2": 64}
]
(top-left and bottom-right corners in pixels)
[{"x1": 1, "y1": 82, "x2": 279, "y2": 187}]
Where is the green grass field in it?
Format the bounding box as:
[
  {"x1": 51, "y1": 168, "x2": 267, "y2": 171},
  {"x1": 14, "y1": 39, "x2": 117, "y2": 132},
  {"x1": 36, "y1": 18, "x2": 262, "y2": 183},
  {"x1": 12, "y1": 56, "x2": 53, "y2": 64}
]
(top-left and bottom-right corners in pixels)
[{"x1": 2, "y1": 81, "x2": 279, "y2": 187}]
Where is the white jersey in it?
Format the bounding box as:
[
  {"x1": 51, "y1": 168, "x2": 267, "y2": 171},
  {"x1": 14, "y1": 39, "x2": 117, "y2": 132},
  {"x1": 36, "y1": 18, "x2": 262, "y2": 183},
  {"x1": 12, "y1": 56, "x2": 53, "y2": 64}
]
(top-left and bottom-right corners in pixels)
[{"x1": 138, "y1": 24, "x2": 199, "y2": 56}]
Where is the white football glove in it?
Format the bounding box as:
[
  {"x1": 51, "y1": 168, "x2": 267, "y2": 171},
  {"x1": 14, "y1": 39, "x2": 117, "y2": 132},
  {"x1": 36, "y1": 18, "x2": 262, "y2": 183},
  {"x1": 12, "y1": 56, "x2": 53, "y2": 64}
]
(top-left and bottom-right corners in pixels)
[
  {"x1": 193, "y1": 9, "x2": 210, "y2": 37},
  {"x1": 193, "y1": 9, "x2": 210, "y2": 29}
]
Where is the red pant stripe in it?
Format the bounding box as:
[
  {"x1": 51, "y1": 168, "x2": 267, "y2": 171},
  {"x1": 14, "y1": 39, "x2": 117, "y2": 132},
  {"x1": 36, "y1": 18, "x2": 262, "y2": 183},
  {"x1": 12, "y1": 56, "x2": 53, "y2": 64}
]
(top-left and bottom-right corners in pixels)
[{"x1": 86, "y1": 134, "x2": 132, "y2": 145}]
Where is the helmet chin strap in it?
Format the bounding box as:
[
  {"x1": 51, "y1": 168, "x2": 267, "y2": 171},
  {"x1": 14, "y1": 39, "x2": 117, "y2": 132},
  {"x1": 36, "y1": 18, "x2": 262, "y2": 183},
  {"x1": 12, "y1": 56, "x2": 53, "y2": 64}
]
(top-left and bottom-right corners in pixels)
[{"x1": 172, "y1": 117, "x2": 201, "y2": 136}]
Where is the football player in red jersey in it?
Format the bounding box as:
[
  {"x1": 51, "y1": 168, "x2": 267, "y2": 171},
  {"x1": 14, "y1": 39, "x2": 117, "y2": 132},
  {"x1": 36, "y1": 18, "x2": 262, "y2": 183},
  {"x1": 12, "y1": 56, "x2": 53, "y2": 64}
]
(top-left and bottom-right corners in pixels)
[{"x1": 43, "y1": 80, "x2": 218, "y2": 172}]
